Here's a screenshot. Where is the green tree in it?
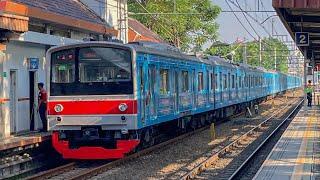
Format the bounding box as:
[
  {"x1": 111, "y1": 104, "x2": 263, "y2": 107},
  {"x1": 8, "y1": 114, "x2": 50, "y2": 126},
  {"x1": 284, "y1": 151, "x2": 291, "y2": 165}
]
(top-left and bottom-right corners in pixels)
[
  {"x1": 206, "y1": 38, "x2": 289, "y2": 73},
  {"x1": 128, "y1": 0, "x2": 221, "y2": 51}
]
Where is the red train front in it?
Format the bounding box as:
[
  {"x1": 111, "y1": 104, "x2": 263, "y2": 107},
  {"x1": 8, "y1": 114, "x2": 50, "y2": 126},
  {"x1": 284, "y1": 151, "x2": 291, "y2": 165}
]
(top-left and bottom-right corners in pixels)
[{"x1": 47, "y1": 42, "x2": 139, "y2": 159}]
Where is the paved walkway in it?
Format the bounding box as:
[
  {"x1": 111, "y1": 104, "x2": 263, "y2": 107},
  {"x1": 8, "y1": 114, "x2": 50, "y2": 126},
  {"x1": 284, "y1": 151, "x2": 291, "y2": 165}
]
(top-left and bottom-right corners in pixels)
[{"x1": 254, "y1": 104, "x2": 320, "y2": 180}]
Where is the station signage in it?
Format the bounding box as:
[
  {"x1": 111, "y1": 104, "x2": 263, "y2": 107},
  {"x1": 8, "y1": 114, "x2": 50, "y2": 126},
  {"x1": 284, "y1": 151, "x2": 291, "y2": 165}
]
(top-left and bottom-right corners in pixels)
[
  {"x1": 28, "y1": 58, "x2": 39, "y2": 70},
  {"x1": 295, "y1": 32, "x2": 309, "y2": 46}
]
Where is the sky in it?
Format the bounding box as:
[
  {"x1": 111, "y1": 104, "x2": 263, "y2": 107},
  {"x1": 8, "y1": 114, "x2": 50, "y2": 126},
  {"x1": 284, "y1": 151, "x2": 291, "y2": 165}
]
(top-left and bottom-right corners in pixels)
[{"x1": 213, "y1": 0, "x2": 291, "y2": 44}]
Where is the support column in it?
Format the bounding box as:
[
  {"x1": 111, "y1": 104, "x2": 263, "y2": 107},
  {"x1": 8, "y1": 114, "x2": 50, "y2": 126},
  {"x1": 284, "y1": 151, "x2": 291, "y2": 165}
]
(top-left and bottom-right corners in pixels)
[
  {"x1": 0, "y1": 44, "x2": 5, "y2": 139},
  {"x1": 304, "y1": 48, "x2": 308, "y2": 104}
]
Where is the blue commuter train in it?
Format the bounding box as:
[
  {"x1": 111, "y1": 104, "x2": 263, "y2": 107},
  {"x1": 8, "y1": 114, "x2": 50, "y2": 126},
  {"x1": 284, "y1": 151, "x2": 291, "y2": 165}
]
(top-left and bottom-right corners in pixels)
[{"x1": 47, "y1": 41, "x2": 302, "y2": 159}]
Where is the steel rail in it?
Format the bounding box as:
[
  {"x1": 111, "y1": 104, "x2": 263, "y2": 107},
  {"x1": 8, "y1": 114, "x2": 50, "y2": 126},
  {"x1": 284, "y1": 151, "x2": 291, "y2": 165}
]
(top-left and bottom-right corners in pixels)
[
  {"x1": 227, "y1": 99, "x2": 304, "y2": 180},
  {"x1": 27, "y1": 124, "x2": 215, "y2": 180},
  {"x1": 26, "y1": 162, "x2": 77, "y2": 180},
  {"x1": 68, "y1": 126, "x2": 209, "y2": 180},
  {"x1": 179, "y1": 98, "x2": 301, "y2": 180}
]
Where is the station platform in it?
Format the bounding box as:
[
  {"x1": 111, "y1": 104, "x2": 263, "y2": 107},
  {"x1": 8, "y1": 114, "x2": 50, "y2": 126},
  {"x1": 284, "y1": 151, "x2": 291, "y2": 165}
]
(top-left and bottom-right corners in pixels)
[
  {"x1": 254, "y1": 103, "x2": 320, "y2": 180},
  {"x1": 0, "y1": 131, "x2": 51, "y2": 152}
]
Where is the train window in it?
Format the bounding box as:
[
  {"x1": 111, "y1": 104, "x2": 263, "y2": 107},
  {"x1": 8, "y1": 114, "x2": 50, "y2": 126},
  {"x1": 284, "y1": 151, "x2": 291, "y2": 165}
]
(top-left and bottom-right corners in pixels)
[
  {"x1": 51, "y1": 49, "x2": 75, "y2": 83},
  {"x1": 140, "y1": 66, "x2": 144, "y2": 91},
  {"x1": 215, "y1": 74, "x2": 218, "y2": 90},
  {"x1": 245, "y1": 76, "x2": 247, "y2": 87},
  {"x1": 198, "y1": 72, "x2": 204, "y2": 91},
  {"x1": 232, "y1": 75, "x2": 235, "y2": 89},
  {"x1": 149, "y1": 65, "x2": 156, "y2": 96},
  {"x1": 160, "y1": 69, "x2": 169, "y2": 94},
  {"x1": 228, "y1": 73, "x2": 231, "y2": 89},
  {"x1": 181, "y1": 71, "x2": 189, "y2": 92},
  {"x1": 238, "y1": 76, "x2": 241, "y2": 88},
  {"x1": 210, "y1": 73, "x2": 214, "y2": 90},
  {"x1": 78, "y1": 47, "x2": 131, "y2": 82},
  {"x1": 220, "y1": 72, "x2": 223, "y2": 90},
  {"x1": 223, "y1": 74, "x2": 227, "y2": 90}
]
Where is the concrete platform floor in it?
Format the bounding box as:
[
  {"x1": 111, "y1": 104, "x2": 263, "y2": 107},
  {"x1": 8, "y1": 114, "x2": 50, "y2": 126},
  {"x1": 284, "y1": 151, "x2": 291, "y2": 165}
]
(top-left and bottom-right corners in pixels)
[
  {"x1": 0, "y1": 131, "x2": 51, "y2": 151},
  {"x1": 254, "y1": 104, "x2": 320, "y2": 180}
]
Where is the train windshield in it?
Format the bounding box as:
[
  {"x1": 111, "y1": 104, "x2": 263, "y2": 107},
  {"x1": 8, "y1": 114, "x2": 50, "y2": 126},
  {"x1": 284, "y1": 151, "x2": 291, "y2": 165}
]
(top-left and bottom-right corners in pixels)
[
  {"x1": 50, "y1": 46, "x2": 133, "y2": 96},
  {"x1": 79, "y1": 47, "x2": 131, "y2": 82}
]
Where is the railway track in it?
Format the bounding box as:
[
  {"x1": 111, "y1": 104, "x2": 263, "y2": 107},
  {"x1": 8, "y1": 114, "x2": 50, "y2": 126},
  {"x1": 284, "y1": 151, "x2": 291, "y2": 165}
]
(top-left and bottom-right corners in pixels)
[
  {"x1": 26, "y1": 125, "x2": 211, "y2": 180},
  {"x1": 180, "y1": 98, "x2": 303, "y2": 180},
  {"x1": 26, "y1": 95, "x2": 301, "y2": 180},
  {"x1": 227, "y1": 99, "x2": 304, "y2": 180}
]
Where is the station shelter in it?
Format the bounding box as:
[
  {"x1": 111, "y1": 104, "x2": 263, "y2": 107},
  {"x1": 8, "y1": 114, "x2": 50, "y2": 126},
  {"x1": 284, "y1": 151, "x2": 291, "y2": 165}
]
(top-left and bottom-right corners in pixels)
[
  {"x1": 274, "y1": 0, "x2": 320, "y2": 88},
  {"x1": 252, "y1": 1, "x2": 320, "y2": 179}
]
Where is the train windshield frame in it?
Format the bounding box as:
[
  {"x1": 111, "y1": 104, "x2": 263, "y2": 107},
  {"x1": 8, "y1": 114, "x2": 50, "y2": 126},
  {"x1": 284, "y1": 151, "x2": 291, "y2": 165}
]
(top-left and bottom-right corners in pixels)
[{"x1": 50, "y1": 46, "x2": 133, "y2": 96}]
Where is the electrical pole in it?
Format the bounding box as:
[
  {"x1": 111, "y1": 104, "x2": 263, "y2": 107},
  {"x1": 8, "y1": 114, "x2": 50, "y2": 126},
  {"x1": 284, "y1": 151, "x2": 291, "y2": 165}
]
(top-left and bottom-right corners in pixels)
[{"x1": 259, "y1": 38, "x2": 262, "y2": 67}]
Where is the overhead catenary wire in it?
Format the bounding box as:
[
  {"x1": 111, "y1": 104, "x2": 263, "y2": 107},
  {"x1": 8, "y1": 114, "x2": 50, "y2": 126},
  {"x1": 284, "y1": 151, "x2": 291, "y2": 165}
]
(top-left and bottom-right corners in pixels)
[
  {"x1": 225, "y1": 0, "x2": 257, "y2": 41},
  {"x1": 235, "y1": 0, "x2": 260, "y2": 39},
  {"x1": 227, "y1": 0, "x2": 272, "y2": 37}
]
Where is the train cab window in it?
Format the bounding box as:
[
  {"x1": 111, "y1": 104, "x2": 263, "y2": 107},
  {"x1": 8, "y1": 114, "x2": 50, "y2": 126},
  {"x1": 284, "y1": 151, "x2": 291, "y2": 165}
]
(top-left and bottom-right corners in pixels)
[
  {"x1": 160, "y1": 69, "x2": 169, "y2": 94},
  {"x1": 51, "y1": 49, "x2": 75, "y2": 83},
  {"x1": 181, "y1": 71, "x2": 189, "y2": 92},
  {"x1": 79, "y1": 48, "x2": 131, "y2": 82},
  {"x1": 198, "y1": 72, "x2": 204, "y2": 91}
]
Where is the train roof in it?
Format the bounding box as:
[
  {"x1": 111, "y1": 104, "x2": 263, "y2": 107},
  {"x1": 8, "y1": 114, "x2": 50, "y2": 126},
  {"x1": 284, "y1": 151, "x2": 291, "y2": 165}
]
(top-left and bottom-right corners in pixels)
[
  {"x1": 127, "y1": 41, "x2": 208, "y2": 64},
  {"x1": 46, "y1": 41, "x2": 300, "y2": 78}
]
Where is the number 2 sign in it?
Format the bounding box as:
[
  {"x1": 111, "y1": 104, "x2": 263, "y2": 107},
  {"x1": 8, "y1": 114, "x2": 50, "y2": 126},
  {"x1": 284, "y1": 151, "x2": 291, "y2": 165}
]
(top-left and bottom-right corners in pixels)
[{"x1": 295, "y1": 32, "x2": 309, "y2": 46}]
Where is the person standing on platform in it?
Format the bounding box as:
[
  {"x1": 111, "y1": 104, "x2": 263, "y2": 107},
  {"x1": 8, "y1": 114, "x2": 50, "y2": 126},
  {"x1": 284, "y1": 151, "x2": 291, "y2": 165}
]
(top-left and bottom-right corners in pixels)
[
  {"x1": 305, "y1": 80, "x2": 314, "y2": 107},
  {"x1": 38, "y1": 83, "x2": 48, "y2": 132}
]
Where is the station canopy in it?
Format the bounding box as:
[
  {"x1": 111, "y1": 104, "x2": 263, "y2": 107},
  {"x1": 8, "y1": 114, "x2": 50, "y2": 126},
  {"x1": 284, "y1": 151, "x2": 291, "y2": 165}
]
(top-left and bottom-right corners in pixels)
[{"x1": 273, "y1": 0, "x2": 320, "y2": 63}]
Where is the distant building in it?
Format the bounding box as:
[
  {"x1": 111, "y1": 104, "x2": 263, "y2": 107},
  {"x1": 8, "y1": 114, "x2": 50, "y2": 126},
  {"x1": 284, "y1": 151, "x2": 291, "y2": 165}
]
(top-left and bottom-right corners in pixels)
[
  {"x1": 128, "y1": 17, "x2": 163, "y2": 43},
  {"x1": 81, "y1": 0, "x2": 128, "y2": 43},
  {"x1": 0, "y1": 0, "x2": 118, "y2": 138}
]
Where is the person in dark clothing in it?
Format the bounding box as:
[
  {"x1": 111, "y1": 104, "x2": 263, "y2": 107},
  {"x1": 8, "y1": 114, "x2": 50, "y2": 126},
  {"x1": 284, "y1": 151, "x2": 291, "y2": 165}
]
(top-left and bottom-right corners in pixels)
[
  {"x1": 38, "y1": 83, "x2": 48, "y2": 132},
  {"x1": 306, "y1": 80, "x2": 313, "y2": 107}
]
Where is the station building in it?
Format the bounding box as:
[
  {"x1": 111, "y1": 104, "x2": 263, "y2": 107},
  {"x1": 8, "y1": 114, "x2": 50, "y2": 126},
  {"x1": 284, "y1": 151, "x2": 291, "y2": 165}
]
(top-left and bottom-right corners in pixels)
[{"x1": 0, "y1": 0, "x2": 119, "y2": 138}]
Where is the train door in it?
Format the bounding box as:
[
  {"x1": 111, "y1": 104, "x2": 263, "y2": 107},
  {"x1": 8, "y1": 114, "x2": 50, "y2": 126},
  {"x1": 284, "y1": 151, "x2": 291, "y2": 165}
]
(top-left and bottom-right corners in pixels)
[
  {"x1": 220, "y1": 72, "x2": 223, "y2": 103},
  {"x1": 148, "y1": 64, "x2": 156, "y2": 120},
  {"x1": 174, "y1": 69, "x2": 179, "y2": 113},
  {"x1": 10, "y1": 70, "x2": 17, "y2": 134},
  {"x1": 192, "y1": 69, "x2": 196, "y2": 109},
  {"x1": 207, "y1": 69, "x2": 210, "y2": 105},
  {"x1": 228, "y1": 72, "x2": 231, "y2": 102},
  {"x1": 139, "y1": 63, "x2": 146, "y2": 126}
]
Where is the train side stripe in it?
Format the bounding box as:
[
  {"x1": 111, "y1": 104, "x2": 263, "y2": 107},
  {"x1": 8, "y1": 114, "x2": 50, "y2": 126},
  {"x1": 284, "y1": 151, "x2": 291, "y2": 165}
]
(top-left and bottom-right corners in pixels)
[{"x1": 48, "y1": 100, "x2": 137, "y2": 115}]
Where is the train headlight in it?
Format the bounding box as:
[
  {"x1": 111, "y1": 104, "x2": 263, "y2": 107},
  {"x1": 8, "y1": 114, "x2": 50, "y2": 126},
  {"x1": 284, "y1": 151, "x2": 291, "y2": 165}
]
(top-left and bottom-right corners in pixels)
[
  {"x1": 54, "y1": 104, "x2": 64, "y2": 113},
  {"x1": 118, "y1": 103, "x2": 128, "y2": 112}
]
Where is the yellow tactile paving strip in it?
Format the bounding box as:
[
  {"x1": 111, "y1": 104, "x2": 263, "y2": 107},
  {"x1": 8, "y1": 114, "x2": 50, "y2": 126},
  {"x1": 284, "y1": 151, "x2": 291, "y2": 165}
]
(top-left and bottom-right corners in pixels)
[{"x1": 254, "y1": 105, "x2": 320, "y2": 180}]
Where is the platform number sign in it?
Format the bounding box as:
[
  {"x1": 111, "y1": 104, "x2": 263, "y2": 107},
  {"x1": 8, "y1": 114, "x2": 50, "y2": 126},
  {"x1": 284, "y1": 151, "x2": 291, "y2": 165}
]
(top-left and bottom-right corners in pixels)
[{"x1": 295, "y1": 32, "x2": 309, "y2": 46}]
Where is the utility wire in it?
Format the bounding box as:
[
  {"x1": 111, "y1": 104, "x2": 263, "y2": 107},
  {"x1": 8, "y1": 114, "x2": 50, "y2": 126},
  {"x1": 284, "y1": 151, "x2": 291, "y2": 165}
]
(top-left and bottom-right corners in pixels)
[
  {"x1": 235, "y1": 0, "x2": 260, "y2": 39},
  {"x1": 228, "y1": 0, "x2": 272, "y2": 37},
  {"x1": 225, "y1": 0, "x2": 257, "y2": 41}
]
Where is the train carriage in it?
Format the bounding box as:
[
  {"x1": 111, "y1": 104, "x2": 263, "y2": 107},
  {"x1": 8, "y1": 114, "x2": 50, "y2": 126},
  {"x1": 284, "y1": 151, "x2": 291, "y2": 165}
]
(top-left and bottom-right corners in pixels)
[{"x1": 47, "y1": 41, "x2": 302, "y2": 159}]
